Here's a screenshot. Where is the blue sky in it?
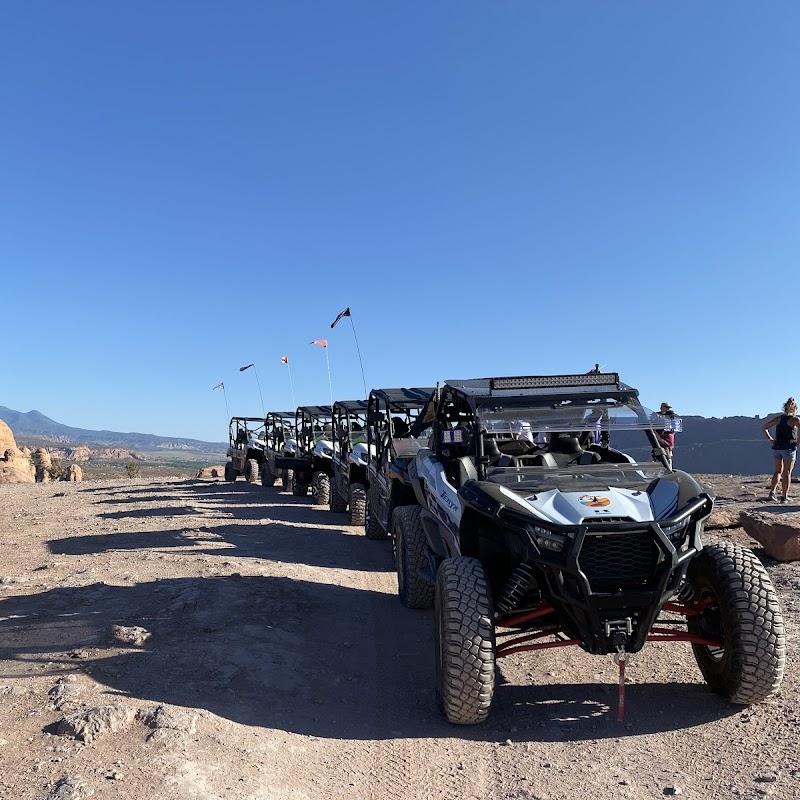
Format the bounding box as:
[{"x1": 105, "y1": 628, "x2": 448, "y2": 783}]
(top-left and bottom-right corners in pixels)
[{"x1": 2, "y1": 2, "x2": 798, "y2": 442}]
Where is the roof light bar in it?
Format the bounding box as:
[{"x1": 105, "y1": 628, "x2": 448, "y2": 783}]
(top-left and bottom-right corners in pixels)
[{"x1": 490, "y1": 373, "x2": 620, "y2": 390}]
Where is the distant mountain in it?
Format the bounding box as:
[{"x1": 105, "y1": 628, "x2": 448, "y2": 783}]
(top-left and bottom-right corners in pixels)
[
  {"x1": 590, "y1": 415, "x2": 775, "y2": 476},
  {"x1": 0, "y1": 406, "x2": 225, "y2": 455}
]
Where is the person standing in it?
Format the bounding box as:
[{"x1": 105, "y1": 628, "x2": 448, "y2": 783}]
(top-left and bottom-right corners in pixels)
[
  {"x1": 656, "y1": 402, "x2": 676, "y2": 470},
  {"x1": 762, "y1": 397, "x2": 800, "y2": 503}
]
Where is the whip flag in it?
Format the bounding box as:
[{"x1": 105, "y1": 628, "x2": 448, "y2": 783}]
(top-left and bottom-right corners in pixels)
[
  {"x1": 328, "y1": 305, "x2": 367, "y2": 397},
  {"x1": 239, "y1": 363, "x2": 264, "y2": 416},
  {"x1": 239, "y1": 363, "x2": 254, "y2": 372},
  {"x1": 281, "y1": 356, "x2": 295, "y2": 406},
  {"x1": 330, "y1": 307, "x2": 351, "y2": 329},
  {"x1": 213, "y1": 382, "x2": 229, "y2": 420},
  {"x1": 311, "y1": 339, "x2": 333, "y2": 406},
  {"x1": 281, "y1": 356, "x2": 289, "y2": 364}
]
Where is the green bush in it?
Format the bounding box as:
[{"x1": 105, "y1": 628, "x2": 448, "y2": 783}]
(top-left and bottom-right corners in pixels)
[
  {"x1": 125, "y1": 462, "x2": 142, "y2": 478},
  {"x1": 47, "y1": 459, "x2": 69, "y2": 481}
]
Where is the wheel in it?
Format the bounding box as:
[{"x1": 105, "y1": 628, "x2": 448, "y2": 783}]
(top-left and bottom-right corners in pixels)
[
  {"x1": 292, "y1": 478, "x2": 308, "y2": 496},
  {"x1": 348, "y1": 483, "x2": 366, "y2": 525},
  {"x1": 687, "y1": 542, "x2": 786, "y2": 704},
  {"x1": 282, "y1": 469, "x2": 293, "y2": 491},
  {"x1": 245, "y1": 459, "x2": 259, "y2": 484},
  {"x1": 365, "y1": 498, "x2": 387, "y2": 542},
  {"x1": 330, "y1": 481, "x2": 348, "y2": 513},
  {"x1": 395, "y1": 506, "x2": 434, "y2": 608},
  {"x1": 224, "y1": 462, "x2": 237, "y2": 482},
  {"x1": 311, "y1": 472, "x2": 330, "y2": 506},
  {"x1": 435, "y1": 557, "x2": 496, "y2": 725},
  {"x1": 260, "y1": 460, "x2": 276, "y2": 487}
]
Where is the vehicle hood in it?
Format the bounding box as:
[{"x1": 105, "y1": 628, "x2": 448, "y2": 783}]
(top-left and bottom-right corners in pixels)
[
  {"x1": 348, "y1": 442, "x2": 373, "y2": 466},
  {"x1": 521, "y1": 487, "x2": 655, "y2": 525},
  {"x1": 314, "y1": 439, "x2": 335, "y2": 459}
]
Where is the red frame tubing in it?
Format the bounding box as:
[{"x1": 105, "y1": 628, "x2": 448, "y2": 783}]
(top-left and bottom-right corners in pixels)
[{"x1": 493, "y1": 598, "x2": 723, "y2": 659}]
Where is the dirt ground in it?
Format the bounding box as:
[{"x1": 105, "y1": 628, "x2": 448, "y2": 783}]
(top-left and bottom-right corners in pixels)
[{"x1": 0, "y1": 474, "x2": 797, "y2": 800}]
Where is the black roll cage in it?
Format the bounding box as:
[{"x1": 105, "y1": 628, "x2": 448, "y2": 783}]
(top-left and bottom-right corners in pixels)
[
  {"x1": 228, "y1": 416, "x2": 266, "y2": 449},
  {"x1": 366, "y1": 387, "x2": 436, "y2": 466},
  {"x1": 295, "y1": 405, "x2": 333, "y2": 457},
  {"x1": 331, "y1": 399, "x2": 369, "y2": 463},
  {"x1": 264, "y1": 412, "x2": 296, "y2": 452}
]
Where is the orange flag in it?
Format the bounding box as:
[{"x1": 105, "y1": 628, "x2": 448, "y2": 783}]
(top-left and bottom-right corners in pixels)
[
  {"x1": 281, "y1": 356, "x2": 289, "y2": 364},
  {"x1": 310, "y1": 339, "x2": 328, "y2": 347}
]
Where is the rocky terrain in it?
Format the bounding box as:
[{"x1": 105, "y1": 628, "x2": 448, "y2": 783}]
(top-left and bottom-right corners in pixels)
[{"x1": 0, "y1": 474, "x2": 797, "y2": 800}]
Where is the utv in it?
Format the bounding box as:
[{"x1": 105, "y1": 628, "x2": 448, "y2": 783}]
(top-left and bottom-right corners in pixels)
[
  {"x1": 330, "y1": 399, "x2": 370, "y2": 524},
  {"x1": 275, "y1": 405, "x2": 334, "y2": 503},
  {"x1": 395, "y1": 373, "x2": 786, "y2": 724},
  {"x1": 364, "y1": 387, "x2": 435, "y2": 541},
  {"x1": 224, "y1": 417, "x2": 267, "y2": 483},
  {"x1": 261, "y1": 411, "x2": 298, "y2": 490}
]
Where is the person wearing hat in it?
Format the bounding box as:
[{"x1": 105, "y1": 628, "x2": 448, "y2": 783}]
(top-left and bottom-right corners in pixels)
[{"x1": 656, "y1": 402, "x2": 676, "y2": 470}]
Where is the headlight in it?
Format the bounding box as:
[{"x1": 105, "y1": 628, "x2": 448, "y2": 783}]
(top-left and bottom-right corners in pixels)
[
  {"x1": 661, "y1": 518, "x2": 689, "y2": 542},
  {"x1": 322, "y1": 447, "x2": 333, "y2": 457},
  {"x1": 530, "y1": 525, "x2": 566, "y2": 553}
]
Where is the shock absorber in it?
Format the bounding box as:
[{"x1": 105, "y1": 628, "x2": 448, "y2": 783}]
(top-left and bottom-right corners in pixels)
[{"x1": 495, "y1": 563, "x2": 535, "y2": 615}]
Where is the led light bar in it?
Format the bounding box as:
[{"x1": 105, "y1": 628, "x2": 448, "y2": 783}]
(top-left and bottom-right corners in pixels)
[{"x1": 490, "y1": 373, "x2": 620, "y2": 390}]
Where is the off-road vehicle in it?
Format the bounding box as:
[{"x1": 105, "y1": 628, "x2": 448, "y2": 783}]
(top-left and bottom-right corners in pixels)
[
  {"x1": 395, "y1": 372, "x2": 786, "y2": 724},
  {"x1": 260, "y1": 411, "x2": 298, "y2": 490},
  {"x1": 330, "y1": 399, "x2": 370, "y2": 524},
  {"x1": 364, "y1": 387, "x2": 435, "y2": 541},
  {"x1": 275, "y1": 405, "x2": 334, "y2": 503},
  {"x1": 224, "y1": 417, "x2": 267, "y2": 484}
]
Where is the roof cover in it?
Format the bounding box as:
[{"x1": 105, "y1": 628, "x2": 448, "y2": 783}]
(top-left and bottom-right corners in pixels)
[
  {"x1": 445, "y1": 373, "x2": 637, "y2": 402},
  {"x1": 369, "y1": 387, "x2": 435, "y2": 408},
  {"x1": 298, "y1": 405, "x2": 333, "y2": 418},
  {"x1": 333, "y1": 399, "x2": 369, "y2": 412}
]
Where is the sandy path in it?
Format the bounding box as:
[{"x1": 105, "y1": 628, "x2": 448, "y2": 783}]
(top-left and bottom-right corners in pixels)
[{"x1": 0, "y1": 477, "x2": 797, "y2": 800}]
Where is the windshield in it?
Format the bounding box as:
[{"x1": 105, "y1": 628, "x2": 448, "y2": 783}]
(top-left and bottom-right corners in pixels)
[
  {"x1": 488, "y1": 462, "x2": 666, "y2": 493},
  {"x1": 479, "y1": 400, "x2": 673, "y2": 436}
]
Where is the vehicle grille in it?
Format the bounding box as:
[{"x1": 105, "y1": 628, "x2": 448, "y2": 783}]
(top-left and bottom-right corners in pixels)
[
  {"x1": 579, "y1": 516, "x2": 633, "y2": 525},
  {"x1": 578, "y1": 530, "x2": 659, "y2": 592}
]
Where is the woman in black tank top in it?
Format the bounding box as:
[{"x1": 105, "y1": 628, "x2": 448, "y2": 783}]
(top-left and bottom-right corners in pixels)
[{"x1": 761, "y1": 397, "x2": 800, "y2": 503}]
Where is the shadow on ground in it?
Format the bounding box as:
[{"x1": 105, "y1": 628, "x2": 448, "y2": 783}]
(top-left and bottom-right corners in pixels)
[{"x1": 0, "y1": 573, "x2": 737, "y2": 743}]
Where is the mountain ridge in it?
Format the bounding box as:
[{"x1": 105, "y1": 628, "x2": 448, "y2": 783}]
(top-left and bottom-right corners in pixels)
[{"x1": 0, "y1": 406, "x2": 225, "y2": 454}]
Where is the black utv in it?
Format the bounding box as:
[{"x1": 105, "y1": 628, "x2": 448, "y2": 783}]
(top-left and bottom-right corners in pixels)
[
  {"x1": 364, "y1": 387, "x2": 435, "y2": 542},
  {"x1": 260, "y1": 411, "x2": 298, "y2": 490},
  {"x1": 224, "y1": 417, "x2": 267, "y2": 483},
  {"x1": 330, "y1": 399, "x2": 370, "y2": 524},
  {"x1": 395, "y1": 372, "x2": 786, "y2": 725},
  {"x1": 275, "y1": 405, "x2": 334, "y2": 504}
]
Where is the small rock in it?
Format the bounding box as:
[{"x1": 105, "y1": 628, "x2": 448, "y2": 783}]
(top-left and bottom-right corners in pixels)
[
  {"x1": 110, "y1": 625, "x2": 151, "y2": 646},
  {"x1": 56, "y1": 706, "x2": 137, "y2": 744},
  {"x1": 664, "y1": 786, "x2": 683, "y2": 796},
  {"x1": 755, "y1": 773, "x2": 778, "y2": 783},
  {"x1": 48, "y1": 775, "x2": 94, "y2": 799}
]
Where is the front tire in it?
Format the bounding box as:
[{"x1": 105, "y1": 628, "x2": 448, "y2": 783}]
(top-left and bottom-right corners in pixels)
[
  {"x1": 282, "y1": 469, "x2": 293, "y2": 491},
  {"x1": 435, "y1": 557, "x2": 496, "y2": 725},
  {"x1": 395, "y1": 506, "x2": 434, "y2": 608},
  {"x1": 245, "y1": 459, "x2": 259, "y2": 484},
  {"x1": 348, "y1": 483, "x2": 366, "y2": 525},
  {"x1": 687, "y1": 542, "x2": 786, "y2": 704},
  {"x1": 311, "y1": 471, "x2": 330, "y2": 506},
  {"x1": 224, "y1": 462, "x2": 237, "y2": 483},
  {"x1": 292, "y1": 478, "x2": 309, "y2": 497}
]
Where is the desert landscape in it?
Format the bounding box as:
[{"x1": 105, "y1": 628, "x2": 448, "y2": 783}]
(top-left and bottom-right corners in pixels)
[{"x1": 0, "y1": 470, "x2": 798, "y2": 800}]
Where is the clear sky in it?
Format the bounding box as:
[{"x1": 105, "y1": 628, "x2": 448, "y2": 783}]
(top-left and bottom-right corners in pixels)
[{"x1": 2, "y1": 2, "x2": 798, "y2": 442}]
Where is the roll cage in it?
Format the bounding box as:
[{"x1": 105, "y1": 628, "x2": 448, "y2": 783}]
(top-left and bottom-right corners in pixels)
[
  {"x1": 366, "y1": 387, "x2": 436, "y2": 467},
  {"x1": 228, "y1": 417, "x2": 266, "y2": 451},
  {"x1": 332, "y1": 399, "x2": 369, "y2": 464},
  {"x1": 264, "y1": 412, "x2": 296, "y2": 453},
  {"x1": 295, "y1": 405, "x2": 334, "y2": 457}
]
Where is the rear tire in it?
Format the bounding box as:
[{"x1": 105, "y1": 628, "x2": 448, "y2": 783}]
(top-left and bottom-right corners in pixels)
[
  {"x1": 261, "y1": 460, "x2": 276, "y2": 487},
  {"x1": 348, "y1": 483, "x2": 366, "y2": 525},
  {"x1": 282, "y1": 469, "x2": 293, "y2": 491},
  {"x1": 395, "y1": 506, "x2": 434, "y2": 608},
  {"x1": 435, "y1": 557, "x2": 496, "y2": 725},
  {"x1": 311, "y1": 471, "x2": 330, "y2": 506},
  {"x1": 224, "y1": 462, "x2": 237, "y2": 482},
  {"x1": 245, "y1": 459, "x2": 259, "y2": 484},
  {"x1": 687, "y1": 542, "x2": 786, "y2": 704},
  {"x1": 365, "y1": 499, "x2": 387, "y2": 541},
  {"x1": 292, "y1": 478, "x2": 308, "y2": 497},
  {"x1": 330, "y1": 482, "x2": 348, "y2": 513}
]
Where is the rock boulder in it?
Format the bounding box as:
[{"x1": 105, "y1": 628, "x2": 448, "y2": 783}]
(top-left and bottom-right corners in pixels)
[
  {"x1": 197, "y1": 466, "x2": 225, "y2": 479},
  {"x1": 740, "y1": 510, "x2": 800, "y2": 561},
  {"x1": 66, "y1": 464, "x2": 83, "y2": 482},
  {"x1": 0, "y1": 420, "x2": 34, "y2": 484}
]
